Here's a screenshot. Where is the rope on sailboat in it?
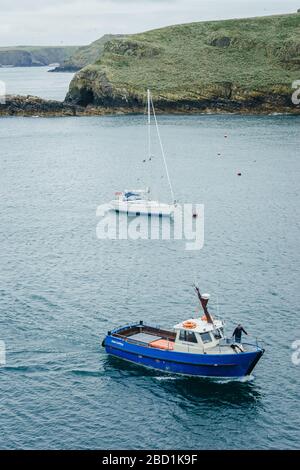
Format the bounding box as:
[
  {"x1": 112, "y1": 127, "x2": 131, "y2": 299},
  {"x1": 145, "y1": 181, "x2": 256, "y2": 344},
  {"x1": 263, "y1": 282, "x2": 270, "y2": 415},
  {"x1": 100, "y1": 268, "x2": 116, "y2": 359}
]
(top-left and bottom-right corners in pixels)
[
  {"x1": 149, "y1": 92, "x2": 175, "y2": 204},
  {"x1": 147, "y1": 90, "x2": 151, "y2": 162}
]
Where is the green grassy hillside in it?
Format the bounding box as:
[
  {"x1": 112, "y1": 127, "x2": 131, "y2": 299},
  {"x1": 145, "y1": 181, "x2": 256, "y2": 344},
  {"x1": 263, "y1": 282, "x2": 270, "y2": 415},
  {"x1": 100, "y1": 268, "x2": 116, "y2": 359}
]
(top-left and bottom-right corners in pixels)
[
  {"x1": 51, "y1": 35, "x2": 125, "y2": 71},
  {"x1": 66, "y1": 13, "x2": 300, "y2": 113}
]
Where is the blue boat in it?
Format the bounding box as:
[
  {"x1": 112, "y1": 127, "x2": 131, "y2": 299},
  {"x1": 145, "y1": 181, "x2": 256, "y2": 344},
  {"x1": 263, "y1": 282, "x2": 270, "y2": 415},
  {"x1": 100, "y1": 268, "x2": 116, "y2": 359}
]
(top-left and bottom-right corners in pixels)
[{"x1": 102, "y1": 288, "x2": 264, "y2": 378}]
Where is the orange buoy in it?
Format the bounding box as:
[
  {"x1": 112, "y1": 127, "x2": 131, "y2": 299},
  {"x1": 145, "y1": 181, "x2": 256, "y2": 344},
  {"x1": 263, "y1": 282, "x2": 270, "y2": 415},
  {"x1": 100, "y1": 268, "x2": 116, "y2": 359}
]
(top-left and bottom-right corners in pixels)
[{"x1": 183, "y1": 320, "x2": 197, "y2": 329}]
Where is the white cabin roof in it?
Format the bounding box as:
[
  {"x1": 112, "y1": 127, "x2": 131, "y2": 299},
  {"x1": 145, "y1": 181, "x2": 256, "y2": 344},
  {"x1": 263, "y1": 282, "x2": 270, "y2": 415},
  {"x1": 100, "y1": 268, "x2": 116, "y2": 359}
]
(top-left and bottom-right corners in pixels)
[
  {"x1": 174, "y1": 317, "x2": 223, "y2": 334},
  {"x1": 124, "y1": 188, "x2": 149, "y2": 194}
]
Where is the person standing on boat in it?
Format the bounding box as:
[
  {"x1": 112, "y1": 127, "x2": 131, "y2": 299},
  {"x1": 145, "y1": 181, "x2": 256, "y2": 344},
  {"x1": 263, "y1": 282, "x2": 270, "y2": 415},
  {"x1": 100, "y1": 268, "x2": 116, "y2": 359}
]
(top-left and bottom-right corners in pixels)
[{"x1": 232, "y1": 324, "x2": 248, "y2": 343}]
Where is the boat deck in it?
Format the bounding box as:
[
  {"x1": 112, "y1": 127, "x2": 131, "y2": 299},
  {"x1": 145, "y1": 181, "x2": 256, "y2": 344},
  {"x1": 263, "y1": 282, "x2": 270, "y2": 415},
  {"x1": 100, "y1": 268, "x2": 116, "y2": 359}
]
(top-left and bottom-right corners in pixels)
[
  {"x1": 113, "y1": 326, "x2": 175, "y2": 351},
  {"x1": 128, "y1": 332, "x2": 162, "y2": 343}
]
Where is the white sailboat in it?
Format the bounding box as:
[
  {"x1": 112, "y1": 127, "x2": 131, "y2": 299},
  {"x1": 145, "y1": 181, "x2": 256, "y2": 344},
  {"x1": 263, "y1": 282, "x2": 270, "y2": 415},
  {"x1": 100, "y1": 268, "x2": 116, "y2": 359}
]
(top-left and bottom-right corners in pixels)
[{"x1": 109, "y1": 90, "x2": 177, "y2": 217}]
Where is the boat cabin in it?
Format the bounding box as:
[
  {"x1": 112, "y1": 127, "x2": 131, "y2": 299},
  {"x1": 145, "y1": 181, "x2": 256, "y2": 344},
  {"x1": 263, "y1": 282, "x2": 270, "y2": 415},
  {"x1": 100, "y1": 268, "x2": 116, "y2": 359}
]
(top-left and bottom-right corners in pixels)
[
  {"x1": 115, "y1": 189, "x2": 150, "y2": 202},
  {"x1": 173, "y1": 318, "x2": 224, "y2": 353}
]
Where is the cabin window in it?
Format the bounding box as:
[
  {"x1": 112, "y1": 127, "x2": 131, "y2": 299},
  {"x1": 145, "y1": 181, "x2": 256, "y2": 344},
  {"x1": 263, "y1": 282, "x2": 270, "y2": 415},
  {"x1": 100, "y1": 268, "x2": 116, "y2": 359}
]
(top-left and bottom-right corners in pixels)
[
  {"x1": 200, "y1": 332, "x2": 212, "y2": 344},
  {"x1": 179, "y1": 330, "x2": 198, "y2": 343},
  {"x1": 213, "y1": 328, "x2": 224, "y2": 340}
]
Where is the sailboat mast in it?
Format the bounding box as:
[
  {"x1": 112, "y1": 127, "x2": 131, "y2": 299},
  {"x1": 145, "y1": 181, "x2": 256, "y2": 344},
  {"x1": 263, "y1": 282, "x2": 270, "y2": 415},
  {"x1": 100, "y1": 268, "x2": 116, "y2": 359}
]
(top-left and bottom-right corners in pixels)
[
  {"x1": 147, "y1": 89, "x2": 151, "y2": 160},
  {"x1": 149, "y1": 91, "x2": 175, "y2": 204}
]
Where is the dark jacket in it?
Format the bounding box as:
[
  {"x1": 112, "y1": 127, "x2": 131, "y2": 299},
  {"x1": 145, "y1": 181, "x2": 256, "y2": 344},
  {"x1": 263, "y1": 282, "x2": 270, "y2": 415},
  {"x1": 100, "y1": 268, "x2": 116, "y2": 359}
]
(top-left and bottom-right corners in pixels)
[{"x1": 232, "y1": 326, "x2": 248, "y2": 339}]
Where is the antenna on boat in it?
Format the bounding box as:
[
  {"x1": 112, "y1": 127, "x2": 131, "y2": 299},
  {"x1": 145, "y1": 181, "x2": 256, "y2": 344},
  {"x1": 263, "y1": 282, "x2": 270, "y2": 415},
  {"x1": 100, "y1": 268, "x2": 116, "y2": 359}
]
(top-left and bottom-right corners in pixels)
[
  {"x1": 148, "y1": 90, "x2": 175, "y2": 205},
  {"x1": 193, "y1": 285, "x2": 214, "y2": 324}
]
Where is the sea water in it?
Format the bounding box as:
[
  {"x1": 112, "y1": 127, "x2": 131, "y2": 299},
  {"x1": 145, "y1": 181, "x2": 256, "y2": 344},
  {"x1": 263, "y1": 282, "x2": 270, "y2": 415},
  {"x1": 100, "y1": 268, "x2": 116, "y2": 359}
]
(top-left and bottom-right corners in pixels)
[
  {"x1": 0, "y1": 69, "x2": 299, "y2": 449},
  {"x1": 0, "y1": 66, "x2": 74, "y2": 100}
]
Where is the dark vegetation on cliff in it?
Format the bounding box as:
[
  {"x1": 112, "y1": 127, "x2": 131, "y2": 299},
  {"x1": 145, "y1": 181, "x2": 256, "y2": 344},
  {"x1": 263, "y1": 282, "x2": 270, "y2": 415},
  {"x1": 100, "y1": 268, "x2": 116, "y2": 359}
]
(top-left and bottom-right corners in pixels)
[
  {"x1": 65, "y1": 13, "x2": 300, "y2": 114},
  {"x1": 0, "y1": 46, "x2": 79, "y2": 67}
]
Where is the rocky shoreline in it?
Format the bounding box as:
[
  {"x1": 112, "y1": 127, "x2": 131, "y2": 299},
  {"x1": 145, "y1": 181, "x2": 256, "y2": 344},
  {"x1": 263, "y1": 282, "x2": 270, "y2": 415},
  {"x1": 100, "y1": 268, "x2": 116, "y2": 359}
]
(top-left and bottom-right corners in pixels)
[
  {"x1": 0, "y1": 95, "x2": 80, "y2": 116},
  {"x1": 0, "y1": 94, "x2": 299, "y2": 117},
  {"x1": 48, "y1": 65, "x2": 81, "y2": 73}
]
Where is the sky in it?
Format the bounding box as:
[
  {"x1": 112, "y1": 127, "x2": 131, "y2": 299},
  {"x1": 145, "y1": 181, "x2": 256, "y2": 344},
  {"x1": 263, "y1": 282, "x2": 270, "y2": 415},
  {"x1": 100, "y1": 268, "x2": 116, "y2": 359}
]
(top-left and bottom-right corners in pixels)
[{"x1": 0, "y1": 0, "x2": 299, "y2": 46}]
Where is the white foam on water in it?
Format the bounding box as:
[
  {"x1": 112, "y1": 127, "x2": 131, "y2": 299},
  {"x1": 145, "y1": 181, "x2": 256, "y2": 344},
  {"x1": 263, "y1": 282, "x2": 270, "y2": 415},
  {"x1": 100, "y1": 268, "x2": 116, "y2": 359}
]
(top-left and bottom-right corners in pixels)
[
  {"x1": 214, "y1": 374, "x2": 255, "y2": 384},
  {"x1": 154, "y1": 376, "x2": 179, "y2": 381},
  {"x1": 154, "y1": 374, "x2": 255, "y2": 383}
]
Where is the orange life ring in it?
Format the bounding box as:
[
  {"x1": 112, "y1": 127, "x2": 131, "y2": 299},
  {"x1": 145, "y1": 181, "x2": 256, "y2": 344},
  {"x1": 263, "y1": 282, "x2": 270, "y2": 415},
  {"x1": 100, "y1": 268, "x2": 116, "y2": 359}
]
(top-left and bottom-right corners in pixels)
[{"x1": 183, "y1": 321, "x2": 197, "y2": 329}]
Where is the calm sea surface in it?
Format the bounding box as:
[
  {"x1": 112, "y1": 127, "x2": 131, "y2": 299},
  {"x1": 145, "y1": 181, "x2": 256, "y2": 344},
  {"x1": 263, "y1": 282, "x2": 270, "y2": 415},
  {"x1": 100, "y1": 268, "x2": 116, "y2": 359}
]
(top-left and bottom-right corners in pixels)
[
  {"x1": 0, "y1": 69, "x2": 299, "y2": 449},
  {"x1": 0, "y1": 66, "x2": 74, "y2": 100}
]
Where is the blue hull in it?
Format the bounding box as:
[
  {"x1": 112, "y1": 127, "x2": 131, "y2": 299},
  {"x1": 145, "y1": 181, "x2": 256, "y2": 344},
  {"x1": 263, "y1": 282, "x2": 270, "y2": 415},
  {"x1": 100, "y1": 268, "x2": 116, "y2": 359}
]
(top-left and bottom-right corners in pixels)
[{"x1": 104, "y1": 334, "x2": 264, "y2": 378}]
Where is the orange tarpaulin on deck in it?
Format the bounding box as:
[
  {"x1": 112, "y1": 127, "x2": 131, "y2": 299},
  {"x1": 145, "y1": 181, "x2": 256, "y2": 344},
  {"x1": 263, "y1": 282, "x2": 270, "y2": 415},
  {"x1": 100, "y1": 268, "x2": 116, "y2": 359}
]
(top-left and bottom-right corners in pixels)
[{"x1": 149, "y1": 339, "x2": 174, "y2": 350}]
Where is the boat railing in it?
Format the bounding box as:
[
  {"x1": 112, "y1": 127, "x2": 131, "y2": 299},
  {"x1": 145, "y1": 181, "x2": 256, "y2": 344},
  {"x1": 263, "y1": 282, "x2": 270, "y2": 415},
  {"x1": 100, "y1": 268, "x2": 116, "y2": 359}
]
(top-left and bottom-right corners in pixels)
[
  {"x1": 111, "y1": 322, "x2": 162, "y2": 334},
  {"x1": 223, "y1": 336, "x2": 264, "y2": 350},
  {"x1": 251, "y1": 337, "x2": 265, "y2": 350},
  {"x1": 114, "y1": 334, "x2": 150, "y2": 348},
  {"x1": 112, "y1": 332, "x2": 175, "y2": 349}
]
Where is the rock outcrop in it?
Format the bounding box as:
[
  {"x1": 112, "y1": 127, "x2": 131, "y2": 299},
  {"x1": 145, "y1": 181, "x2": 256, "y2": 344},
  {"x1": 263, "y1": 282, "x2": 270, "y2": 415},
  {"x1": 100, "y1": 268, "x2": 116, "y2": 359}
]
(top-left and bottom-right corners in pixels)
[
  {"x1": 66, "y1": 72, "x2": 299, "y2": 114},
  {"x1": 0, "y1": 95, "x2": 80, "y2": 116},
  {"x1": 0, "y1": 95, "x2": 127, "y2": 116},
  {"x1": 49, "y1": 64, "x2": 82, "y2": 73}
]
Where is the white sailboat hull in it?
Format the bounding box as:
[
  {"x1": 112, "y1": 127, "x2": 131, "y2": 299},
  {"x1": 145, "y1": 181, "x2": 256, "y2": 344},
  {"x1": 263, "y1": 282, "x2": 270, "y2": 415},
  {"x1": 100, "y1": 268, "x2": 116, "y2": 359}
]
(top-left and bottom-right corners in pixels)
[{"x1": 110, "y1": 199, "x2": 175, "y2": 217}]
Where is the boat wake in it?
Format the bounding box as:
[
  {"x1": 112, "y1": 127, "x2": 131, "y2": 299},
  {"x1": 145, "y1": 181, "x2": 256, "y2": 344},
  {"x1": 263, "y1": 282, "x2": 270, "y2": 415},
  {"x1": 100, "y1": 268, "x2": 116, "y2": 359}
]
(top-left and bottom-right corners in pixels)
[
  {"x1": 154, "y1": 376, "x2": 179, "y2": 381},
  {"x1": 154, "y1": 373, "x2": 256, "y2": 384},
  {"x1": 213, "y1": 374, "x2": 255, "y2": 384}
]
